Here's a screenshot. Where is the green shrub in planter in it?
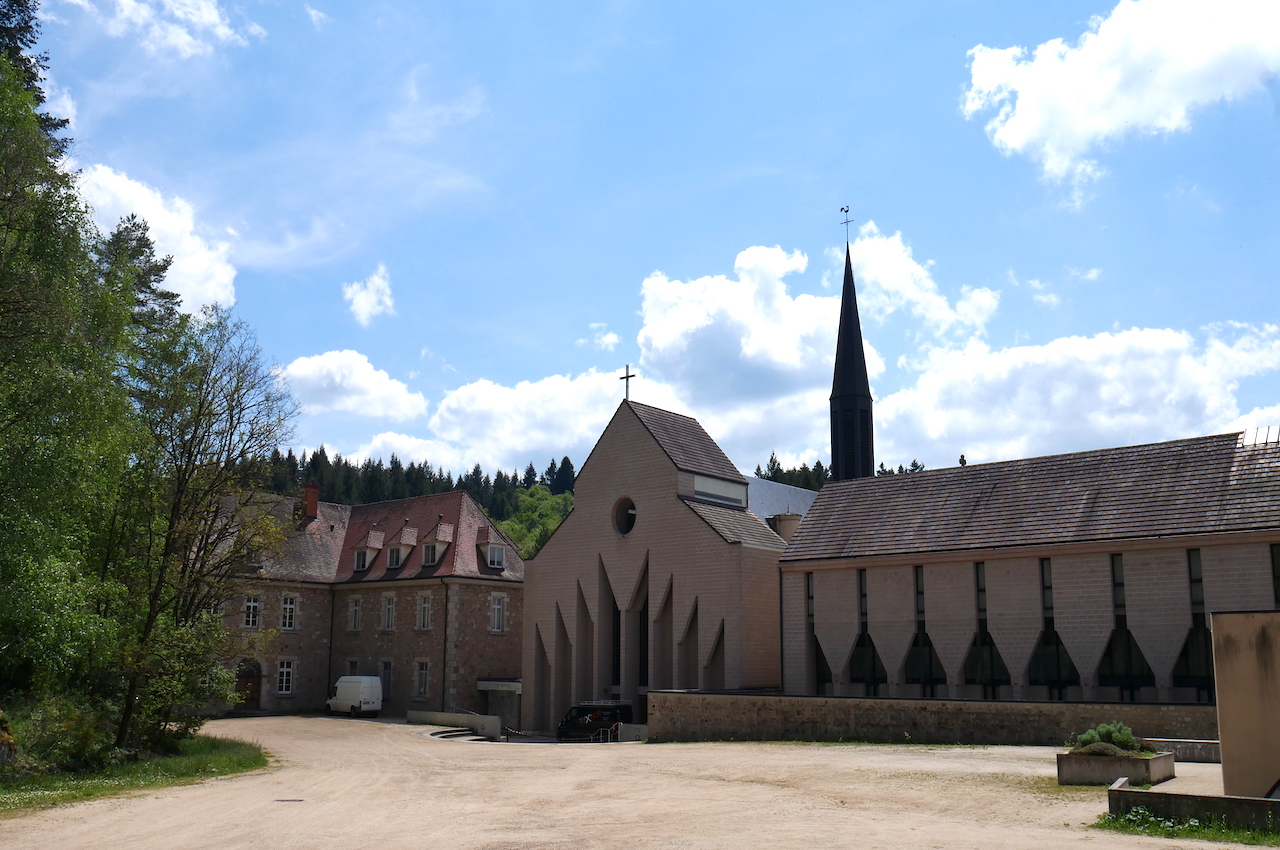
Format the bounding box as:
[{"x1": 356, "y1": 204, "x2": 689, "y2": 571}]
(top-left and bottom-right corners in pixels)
[{"x1": 1071, "y1": 722, "x2": 1152, "y2": 756}]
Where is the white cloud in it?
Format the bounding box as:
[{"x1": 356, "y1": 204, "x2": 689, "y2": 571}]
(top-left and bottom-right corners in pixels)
[
  {"x1": 234, "y1": 216, "x2": 340, "y2": 268},
  {"x1": 389, "y1": 67, "x2": 487, "y2": 143},
  {"x1": 304, "y1": 5, "x2": 327, "y2": 28},
  {"x1": 66, "y1": 0, "x2": 258, "y2": 57},
  {"x1": 342, "y1": 264, "x2": 395, "y2": 327},
  {"x1": 848, "y1": 221, "x2": 1000, "y2": 335},
  {"x1": 576, "y1": 322, "x2": 620, "y2": 351},
  {"x1": 77, "y1": 163, "x2": 235, "y2": 310},
  {"x1": 964, "y1": 0, "x2": 1280, "y2": 197},
  {"x1": 1068, "y1": 267, "x2": 1102, "y2": 281},
  {"x1": 43, "y1": 77, "x2": 78, "y2": 130},
  {"x1": 283, "y1": 350, "x2": 427, "y2": 421},
  {"x1": 876, "y1": 323, "x2": 1280, "y2": 467},
  {"x1": 1033, "y1": 292, "x2": 1062, "y2": 308}
]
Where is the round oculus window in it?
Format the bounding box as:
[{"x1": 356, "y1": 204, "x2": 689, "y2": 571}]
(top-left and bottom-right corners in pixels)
[{"x1": 613, "y1": 498, "x2": 636, "y2": 534}]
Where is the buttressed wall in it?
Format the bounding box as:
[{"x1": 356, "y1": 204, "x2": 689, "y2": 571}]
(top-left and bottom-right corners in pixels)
[{"x1": 521, "y1": 401, "x2": 786, "y2": 731}]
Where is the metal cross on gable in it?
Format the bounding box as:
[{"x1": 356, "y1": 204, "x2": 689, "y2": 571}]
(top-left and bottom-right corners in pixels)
[{"x1": 620, "y1": 364, "x2": 635, "y2": 400}]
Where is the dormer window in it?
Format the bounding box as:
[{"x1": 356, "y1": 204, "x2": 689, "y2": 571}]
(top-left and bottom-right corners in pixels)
[
  {"x1": 422, "y1": 543, "x2": 438, "y2": 566},
  {"x1": 387, "y1": 547, "x2": 402, "y2": 569},
  {"x1": 488, "y1": 545, "x2": 505, "y2": 569},
  {"x1": 354, "y1": 550, "x2": 368, "y2": 571}
]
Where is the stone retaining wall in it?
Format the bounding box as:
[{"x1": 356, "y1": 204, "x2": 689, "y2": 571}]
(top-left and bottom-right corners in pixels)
[
  {"x1": 1110, "y1": 778, "x2": 1280, "y2": 832},
  {"x1": 646, "y1": 691, "x2": 1217, "y2": 745}
]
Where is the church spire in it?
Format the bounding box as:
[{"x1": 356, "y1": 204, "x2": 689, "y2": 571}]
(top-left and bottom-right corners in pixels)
[{"x1": 830, "y1": 244, "x2": 874, "y2": 481}]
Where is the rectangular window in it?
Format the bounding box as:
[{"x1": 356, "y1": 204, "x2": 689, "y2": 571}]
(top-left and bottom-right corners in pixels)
[
  {"x1": 281, "y1": 595, "x2": 296, "y2": 630},
  {"x1": 974, "y1": 562, "x2": 987, "y2": 617},
  {"x1": 488, "y1": 545, "x2": 505, "y2": 569},
  {"x1": 354, "y1": 550, "x2": 368, "y2": 571},
  {"x1": 1110, "y1": 554, "x2": 1126, "y2": 612},
  {"x1": 490, "y1": 594, "x2": 506, "y2": 632},
  {"x1": 417, "y1": 594, "x2": 431, "y2": 630},
  {"x1": 383, "y1": 595, "x2": 395, "y2": 631},
  {"x1": 387, "y1": 547, "x2": 401, "y2": 569},
  {"x1": 422, "y1": 543, "x2": 437, "y2": 566},
  {"x1": 380, "y1": 660, "x2": 392, "y2": 699},
  {"x1": 244, "y1": 596, "x2": 259, "y2": 629},
  {"x1": 1039, "y1": 558, "x2": 1053, "y2": 616},
  {"x1": 805, "y1": 572, "x2": 814, "y2": 619},
  {"x1": 1187, "y1": 548, "x2": 1205, "y2": 615},
  {"x1": 857, "y1": 568, "x2": 868, "y2": 634},
  {"x1": 346, "y1": 659, "x2": 358, "y2": 676},
  {"x1": 913, "y1": 565, "x2": 926, "y2": 623},
  {"x1": 277, "y1": 660, "x2": 293, "y2": 695},
  {"x1": 416, "y1": 661, "x2": 429, "y2": 699},
  {"x1": 349, "y1": 597, "x2": 362, "y2": 632}
]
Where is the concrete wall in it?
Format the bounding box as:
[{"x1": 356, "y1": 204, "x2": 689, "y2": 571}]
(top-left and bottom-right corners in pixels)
[
  {"x1": 783, "y1": 539, "x2": 1279, "y2": 704},
  {"x1": 646, "y1": 690, "x2": 1217, "y2": 745},
  {"x1": 521, "y1": 404, "x2": 783, "y2": 731},
  {"x1": 1212, "y1": 610, "x2": 1280, "y2": 798}
]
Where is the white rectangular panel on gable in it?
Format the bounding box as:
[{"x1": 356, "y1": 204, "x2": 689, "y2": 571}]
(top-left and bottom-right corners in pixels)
[{"x1": 693, "y1": 475, "x2": 747, "y2": 506}]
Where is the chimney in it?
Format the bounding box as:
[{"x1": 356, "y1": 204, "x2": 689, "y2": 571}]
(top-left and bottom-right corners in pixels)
[
  {"x1": 769, "y1": 513, "x2": 802, "y2": 543},
  {"x1": 304, "y1": 480, "x2": 319, "y2": 520}
]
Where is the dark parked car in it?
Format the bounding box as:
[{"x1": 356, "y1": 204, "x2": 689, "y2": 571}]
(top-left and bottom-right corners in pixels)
[{"x1": 556, "y1": 702, "x2": 633, "y2": 741}]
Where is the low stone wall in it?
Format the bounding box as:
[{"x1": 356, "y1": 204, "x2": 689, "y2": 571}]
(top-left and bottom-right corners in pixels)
[
  {"x1": 646, "y1": 691, "x2": 1217, "y2": 745},
  {"x1": 1146, "y1": 738, "x2": 1221, "y2": 763},
  {"x1": 406, "y1": 710, "x2": 502, "y2": 740},
  {"x1": 1110, "y1": 778, "x2": 1280, "y2": 832}
]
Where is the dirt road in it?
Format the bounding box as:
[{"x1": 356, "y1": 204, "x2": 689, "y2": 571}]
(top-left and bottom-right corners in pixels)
[{"x1": 0, "y1": 716, "x2": 1235, "y2": 849}]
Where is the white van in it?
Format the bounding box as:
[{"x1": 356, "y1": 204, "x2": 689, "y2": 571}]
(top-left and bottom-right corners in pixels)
[{"x1": 326, "y1": 675, "x2": 383, "y2": 717}]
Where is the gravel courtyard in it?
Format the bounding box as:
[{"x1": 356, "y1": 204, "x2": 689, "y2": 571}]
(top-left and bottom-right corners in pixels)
[{"x1": 0, "y1": 715, "x2": 1237, "y2": 849}]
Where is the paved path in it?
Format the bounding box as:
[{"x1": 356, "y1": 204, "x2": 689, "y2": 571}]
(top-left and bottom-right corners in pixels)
[{"x1": 0, "y1": 716, "x2": 1239, "y2": 849}]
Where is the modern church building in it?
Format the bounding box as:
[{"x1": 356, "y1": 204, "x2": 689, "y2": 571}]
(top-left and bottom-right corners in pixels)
[{"x1": 523, "y1": 244, "x2": 1280, "y2": 733}]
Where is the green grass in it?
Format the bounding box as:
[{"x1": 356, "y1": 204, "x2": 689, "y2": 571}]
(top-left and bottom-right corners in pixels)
[
  {"x1": 0, "y1": 736, "x2": 268, "y2": 815},
  {"x1": 1095, "y1": 806, "x2": 1280, "y2": 846}
]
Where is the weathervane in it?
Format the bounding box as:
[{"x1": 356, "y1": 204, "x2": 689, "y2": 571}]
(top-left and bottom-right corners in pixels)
[
  {"x1": 620, "y1": 364, "x2": 636, "y2": 400},
  {"x1": 841, "y1": 206, "x2": 854, "y2": 244}
]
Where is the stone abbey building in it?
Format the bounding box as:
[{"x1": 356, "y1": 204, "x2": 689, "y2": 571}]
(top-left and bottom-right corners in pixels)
[{"x1": 220, "y1": 486, "x2": 524, "y2": 722}]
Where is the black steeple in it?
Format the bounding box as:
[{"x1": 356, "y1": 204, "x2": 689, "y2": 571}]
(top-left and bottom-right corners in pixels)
[{"x1": 830, "y1": 244, "x2": 874, "y2": 481}]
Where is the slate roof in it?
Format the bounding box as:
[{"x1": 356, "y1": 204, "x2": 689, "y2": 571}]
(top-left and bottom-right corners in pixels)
[
  {"x1": 783, "y1": 433, "x2": 1280, "y2": 562},
  {"x1": 683, "y1": 498, "x2": 786, "y2": 550},
  {"x1": 262, "y1": 500, "x2": 350, "y2": 582},
  {"x1": 626, "y1": 401, "x2": 746, "y2": 483}
]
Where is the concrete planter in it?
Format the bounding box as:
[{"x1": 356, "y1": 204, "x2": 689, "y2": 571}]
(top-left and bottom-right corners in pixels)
[{"x1": 1057, "y1": 751, "x2": 1175, "y2": 786}]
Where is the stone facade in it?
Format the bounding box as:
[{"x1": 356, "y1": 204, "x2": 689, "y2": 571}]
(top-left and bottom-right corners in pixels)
[
  {"x1": 222, "y1": 489, "x2": 523, "y2": 717},
  {"x1": 646, "y1": 690, "x2": 1218, "y2": 745}
]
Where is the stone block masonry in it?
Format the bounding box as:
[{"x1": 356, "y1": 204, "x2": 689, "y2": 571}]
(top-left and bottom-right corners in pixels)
[{"x1": 646, "y1": 690, "x2": 1217, "y2": 745}]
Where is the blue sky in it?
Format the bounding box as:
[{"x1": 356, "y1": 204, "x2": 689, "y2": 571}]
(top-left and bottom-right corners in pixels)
[{"x1": 42, "y1": 0, "x2": 1280, "y2": 476}]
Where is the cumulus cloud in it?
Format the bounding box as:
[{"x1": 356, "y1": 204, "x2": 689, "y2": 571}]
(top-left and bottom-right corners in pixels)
[
  {"x1": 848, "y1": 222, "x2": 1000, "y2": 336},
  {"x1": 576, "y1": 322, "x2": 620, "y2": 351},
  {"x1": 342, "y1": 264, "x2": 395, "y2": 326},
  {"x1": 64, "y1": 0, "x2": 258, "y2": 57},
  {"x1": 283, "y1": 350, "x2": 427, "y2": 421},
  {"x1": 1069, "y1": 267, "x2": 1102, "y2": 281},
  {"x1": 964, "y1": 0, "x2": 1280, "y2": 199},
  {"x1": 77, "y1": 163, "x2": 235, "y2": 310},
  {"x1": 304, "y1": 4, "x2": 327, "y2": 28},
  {"x1": 876, "y1": 323, "x2": 1280, "y2": 467}
]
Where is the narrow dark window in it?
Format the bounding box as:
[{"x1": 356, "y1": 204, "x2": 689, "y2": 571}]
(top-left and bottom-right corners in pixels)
[
  {"x1": 1173, "y1": 549, "x2": 1214, "y2": 703},
  {"x1": 610, "y1": 599, "x2": 622, "y2": 688},
  {"x1": 974, "y1": 562, "x2": 986, "y2": 617},
  {"x1": 1028, "y1": 557, "x2": 1080, "y2": 699},
  {"x1": 964, "y1": 562, "x2": 1010, "y2": 699},
  {"x1": 805, "y1": 572, "x2": 814, "y2": 619},
  {"x1": 1272, "y1": 544, "x2": 1280, "y2": 608},
  {"x1": 1039, "y1": 558, "x2": 1053, "y2": 619},
  {"x1": 905, "y1": 565, "x2": 945, "y2": 697},
  {"x1": 914, "y1": 565, "x2": 926, "y2": 623},
  {"x1": 1098, "y1": 553, "x2": 1155, "y2": 701},
  {"x1": 1110, "y1": 554, "x2": 1126, "y2": 612},
  {"x1": 859, "y1": 408, "x2": 873, "y2": 478},
  {"x1": 857, "y1": 568, "x2": 868, "y2": 633}
]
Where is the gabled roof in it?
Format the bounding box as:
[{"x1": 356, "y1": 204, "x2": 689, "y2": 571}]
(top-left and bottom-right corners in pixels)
[
  {"x1": 784, "y1": 432, "x2": 1280, "y2": 562},
  {"x1": 683, "y1": 498, "x2": 786, "y2": 551},
  {"x1": 625, "y1": 400, "x2": 746, "y2": 483}
]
